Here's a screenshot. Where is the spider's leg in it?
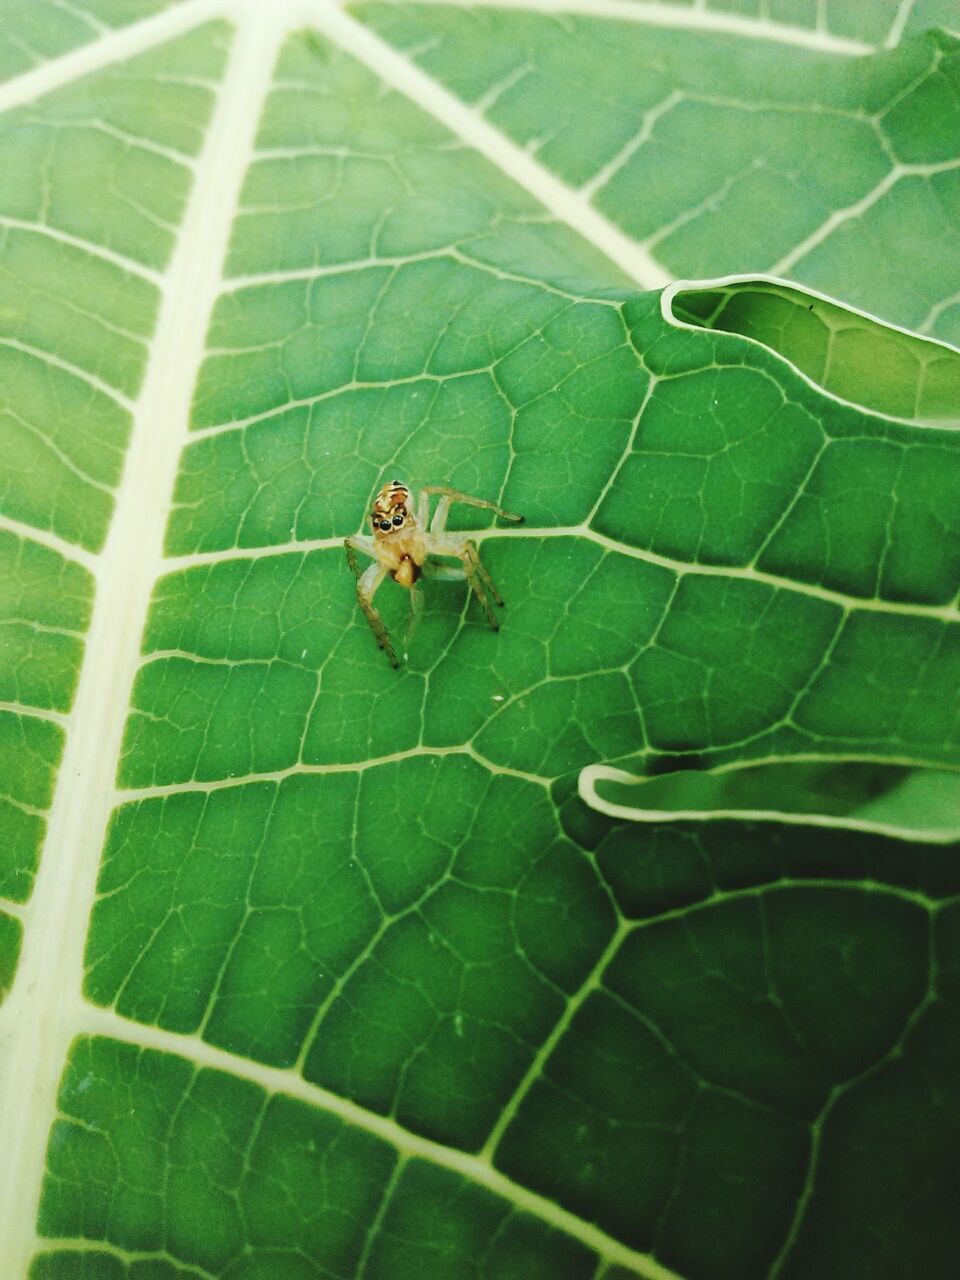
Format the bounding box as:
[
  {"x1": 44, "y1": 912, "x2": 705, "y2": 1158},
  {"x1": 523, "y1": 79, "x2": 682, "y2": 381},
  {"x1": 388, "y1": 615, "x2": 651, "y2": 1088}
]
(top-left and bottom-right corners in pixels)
[
  {"x1": 467, "y1": 541, "x2": 505, "y2": 606},
  {"x1": 406, "y1": 580, "x2": 424, "y2": 651},
  {"x1": 344, "y1": 535, "x2": 377, "y2": 578},
  {"x1": 426, "y1": 533, "x2": 506, "y2": 613},
  {"x1": 355, "y1": 561, "x2": 399, "y2": 667},
  {"x1": 416, "y1": 489, "x2": 430, "y2": 528},
  {"x1": 459, "y1": 540, "x2": 501, "y2": 629},
  {"x1": 428, "y1": 493, "x2": 453, "y2": 535},
  {"x1": 430, "y1": 536, "x2": 504, "y2": 605},
  {"x1": 420, "y1": 485, "x2": 523, "y2": 534}
]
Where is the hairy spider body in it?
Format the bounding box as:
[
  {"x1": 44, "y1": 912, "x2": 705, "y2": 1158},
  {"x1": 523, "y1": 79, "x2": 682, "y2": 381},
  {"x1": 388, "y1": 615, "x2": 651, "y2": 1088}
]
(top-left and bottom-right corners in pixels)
[
  {"x1": 345, "y1": 481, "x2": 523, "y2": 667},
  {"x1": 369, "y1": 481, "x2": 426, "y2": 588}
]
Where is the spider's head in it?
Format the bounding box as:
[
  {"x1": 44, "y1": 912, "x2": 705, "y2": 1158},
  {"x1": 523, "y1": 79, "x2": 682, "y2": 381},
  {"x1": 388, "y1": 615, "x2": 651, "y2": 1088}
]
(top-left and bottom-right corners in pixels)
[{"x1": 370, "y1": 480, "x2": 413, "y2": 539}]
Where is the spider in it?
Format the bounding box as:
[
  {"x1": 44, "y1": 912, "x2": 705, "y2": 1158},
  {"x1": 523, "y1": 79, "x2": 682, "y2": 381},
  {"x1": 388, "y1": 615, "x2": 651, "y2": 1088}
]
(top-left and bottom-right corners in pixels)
[{"x1": 345, "y1": 481, "x2": 524, "y2": 667}]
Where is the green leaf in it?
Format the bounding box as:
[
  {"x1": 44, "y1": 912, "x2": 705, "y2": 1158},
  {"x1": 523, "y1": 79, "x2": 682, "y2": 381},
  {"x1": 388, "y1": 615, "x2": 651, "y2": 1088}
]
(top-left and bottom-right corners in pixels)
[
  {"x1": 581, "y1": 759, "x2": 960, "y2": 842},
  {"x1": 0, "y1": 6, "x2": 958, "y2": 1280},
  {"x1": 357, "y1": 4, "x2": 960, "y2": 343},
  {"x1": 0, "y1": 0, "x2": 188, "y2": 83}
]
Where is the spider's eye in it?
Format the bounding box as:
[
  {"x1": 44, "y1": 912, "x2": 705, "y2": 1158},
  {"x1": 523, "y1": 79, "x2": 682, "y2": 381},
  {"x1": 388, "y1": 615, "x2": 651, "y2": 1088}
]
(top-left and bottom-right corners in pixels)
[
  {"x1": 392, "y1": 514, "x2": 404, "y2": 526},
  {"x1": 378, "y1": 520, "x2": 392, "y2": 532}
]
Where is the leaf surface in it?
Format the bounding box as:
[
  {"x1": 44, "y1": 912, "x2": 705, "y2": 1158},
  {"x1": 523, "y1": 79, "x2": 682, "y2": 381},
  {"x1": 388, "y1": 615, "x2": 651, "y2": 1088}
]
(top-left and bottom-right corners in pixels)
[
  {"x1": 0, "y1": 5, "x2": 958, "y2": 1280},
  {"x1": 356, "y1": 3, "x2": 960, "y2": 342}
]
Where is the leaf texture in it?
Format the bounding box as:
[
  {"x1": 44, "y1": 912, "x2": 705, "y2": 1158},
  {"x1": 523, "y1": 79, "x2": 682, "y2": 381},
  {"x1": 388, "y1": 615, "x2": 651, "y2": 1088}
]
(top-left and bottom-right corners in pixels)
[{"x1": 0, "y1": 5, "x2": 957, "y2": 1280}]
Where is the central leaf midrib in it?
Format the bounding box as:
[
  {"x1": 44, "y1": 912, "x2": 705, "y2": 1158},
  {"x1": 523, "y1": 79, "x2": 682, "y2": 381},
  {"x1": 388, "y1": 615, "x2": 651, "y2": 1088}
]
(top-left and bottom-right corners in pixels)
[{"x1": 0, "y1": 7, "x2": 287, "y2": 1272}]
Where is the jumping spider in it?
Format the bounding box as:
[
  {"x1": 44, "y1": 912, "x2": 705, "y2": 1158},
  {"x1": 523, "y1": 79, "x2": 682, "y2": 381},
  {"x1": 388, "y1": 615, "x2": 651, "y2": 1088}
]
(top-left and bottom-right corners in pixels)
[{"x1": 345, "y1": 481, "x2": 524, "y2": 667}]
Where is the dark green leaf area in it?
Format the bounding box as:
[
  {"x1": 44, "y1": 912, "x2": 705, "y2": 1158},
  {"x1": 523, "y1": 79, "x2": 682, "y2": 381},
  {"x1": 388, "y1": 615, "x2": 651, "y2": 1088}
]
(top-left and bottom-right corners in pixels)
[
  {"x1": 32, "y1": 1256, "x2": 193, "y2": 1280},
  {"x1": 496, "y1": 841, "x2": 951, "y2": 1280},
  {"x1": 360, "y1": 1160, "x2": 596, "y2": 1279},
  {"x1": 592, "y1": 815, "x2": 960, "y2": 919},
  {"x1": 120, "y1": 653, "x2": 319, "y2": 787},
  {"x1": 0, "y1": 22, "x2": 231, "y2": 550},
  {"x1": 36, "y1": 1036, "x2": 397, "y2": 1279},
  {"x1": 777, "y1": 1002, "x2": 960, "y2": 1280},
  {"x1": 85, "y1": 774, "x2": 374, "y2": 1062},
  {"x1": 36, "y1": 1037, "x2": 604, "y2": 1280},
  {"x1": 937, "y1": 900, "x2": 960, "y2": 1002},
  {"x1": 501, "y1": 994, "x2": 808, "y2": 1275},
  {"x1": 606, "y1": 888, "x2": 928, "y2": 1116},
  {"x1": 0, "y1": 796, "x2": 45, "y2": 905},
  {"x1": 85, "y1": 760, "x2": 614, "y2": 1146},
  {"x1": 0, "y1": 910, "x2": 21, "y2": 998}
]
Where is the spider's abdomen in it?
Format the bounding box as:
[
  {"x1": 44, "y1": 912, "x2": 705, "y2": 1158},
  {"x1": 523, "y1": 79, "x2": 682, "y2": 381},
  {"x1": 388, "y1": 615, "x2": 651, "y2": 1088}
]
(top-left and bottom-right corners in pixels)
[{"x1": 392, "y1": 555, "x2": 420, "y2": 589}]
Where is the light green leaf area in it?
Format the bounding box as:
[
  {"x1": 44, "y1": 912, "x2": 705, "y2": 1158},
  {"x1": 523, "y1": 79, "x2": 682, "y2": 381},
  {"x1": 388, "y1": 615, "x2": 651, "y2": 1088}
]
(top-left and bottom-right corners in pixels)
[
  {"x1": 0, "y1": 22, "x2": 228, "y2": 548},
  {"x1": 654, "y1": 0, "x2": 958, "y2": 45},
  {"x1": 671, "y1": 280, "x2": 960, "y2": 421},
  {"x1": 582, "y1": 758, "x2": 960, "y2": 842},
  {"x1": 0, "y1": 530, "x2": 92, "y2": 712},
  {"x1": 0, "y1": 0, "x2": 188, "y2": 83},
  {"x1": 0, "y1": 517, "x2": 94, "y2": 918},
  {"x1": 353, "y1": 5, "x2": 960, "y2": 343},
  {"x1": 0, "y1": 13, "x2": 955, "y2": 1280},
  {"x1": 0, "y1": 705, "x2": 60, "y2": 926},
  {"x1": 0, "y1": 24, "x2": 226, "y2": 931},
  {"x1": 0, "y1": 528, "x2": 90, "y2": 906}
]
